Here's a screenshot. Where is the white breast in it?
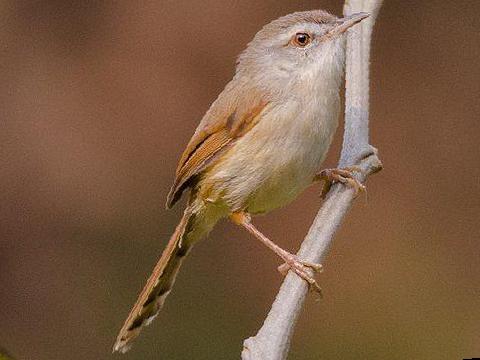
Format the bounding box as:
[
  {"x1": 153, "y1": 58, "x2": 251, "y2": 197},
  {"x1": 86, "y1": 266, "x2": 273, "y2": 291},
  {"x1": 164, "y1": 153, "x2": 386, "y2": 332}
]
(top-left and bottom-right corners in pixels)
[{"x1": 208, "y1": 90, "x2": 340, "y2": 214}]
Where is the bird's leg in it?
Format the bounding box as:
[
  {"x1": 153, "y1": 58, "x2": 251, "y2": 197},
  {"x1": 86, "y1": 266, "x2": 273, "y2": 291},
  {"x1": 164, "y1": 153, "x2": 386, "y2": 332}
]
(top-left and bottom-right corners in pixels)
[
  {"x1": 230, "y1": 212, "x2": 322, "y2": 294},
  {"x1": 314, "y1": 166, "x2": 366, "y2": 199}
]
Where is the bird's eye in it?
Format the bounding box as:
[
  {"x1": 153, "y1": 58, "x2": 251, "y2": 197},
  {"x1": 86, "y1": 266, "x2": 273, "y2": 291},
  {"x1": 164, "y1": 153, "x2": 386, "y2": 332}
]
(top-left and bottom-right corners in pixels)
[{"x1": 292, "y1": 33, "x2": 311, "y2": 47}]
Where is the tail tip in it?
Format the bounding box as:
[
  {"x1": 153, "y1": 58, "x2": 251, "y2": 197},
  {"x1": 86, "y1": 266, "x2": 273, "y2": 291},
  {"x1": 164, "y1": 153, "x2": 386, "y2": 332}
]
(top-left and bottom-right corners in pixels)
[{"x1": 112, "y1": 339, "x2": 131, "y2": 354}]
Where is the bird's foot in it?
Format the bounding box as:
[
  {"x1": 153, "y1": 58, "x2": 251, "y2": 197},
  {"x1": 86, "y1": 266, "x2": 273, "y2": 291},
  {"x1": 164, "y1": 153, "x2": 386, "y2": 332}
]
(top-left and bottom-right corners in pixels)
[
  {"x1": 277, "y1": 256, "x2": 323, "y2": 295},
  {"x1": 315, "y1": 167, "x2": 365, "y2": 198},
  {"x1": 230, "y1": 211, "x2": 323, "y2": 294}
]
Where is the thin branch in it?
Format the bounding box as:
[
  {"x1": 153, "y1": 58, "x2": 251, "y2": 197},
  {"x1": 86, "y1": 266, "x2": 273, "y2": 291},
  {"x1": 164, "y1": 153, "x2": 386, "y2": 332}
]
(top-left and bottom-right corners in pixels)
[{"x1": 241, "y1": 1, "x2": 383, "y2": 359}]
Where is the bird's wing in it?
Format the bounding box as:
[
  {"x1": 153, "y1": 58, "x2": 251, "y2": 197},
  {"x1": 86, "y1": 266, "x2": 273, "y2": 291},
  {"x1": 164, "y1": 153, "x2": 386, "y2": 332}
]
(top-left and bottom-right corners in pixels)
[{"x1": 166, "y1": 85, "x2": 269, "y2": 208}]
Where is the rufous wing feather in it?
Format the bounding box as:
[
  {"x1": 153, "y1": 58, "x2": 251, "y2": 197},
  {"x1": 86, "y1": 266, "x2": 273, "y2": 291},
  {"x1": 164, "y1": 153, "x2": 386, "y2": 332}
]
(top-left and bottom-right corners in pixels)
[
  {"x1": 166, "y1": 93, "x2": 270, "y2": 208},
  {"x1": 166, "y1": 129, "x2": 233, "y2": 208}
]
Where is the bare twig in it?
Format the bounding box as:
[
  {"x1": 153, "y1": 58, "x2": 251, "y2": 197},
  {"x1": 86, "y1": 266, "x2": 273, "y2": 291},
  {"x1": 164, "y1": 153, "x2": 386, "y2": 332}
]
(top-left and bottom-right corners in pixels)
[{"x1": 241, "y1": 1, "x2": 383, "y2": 359}]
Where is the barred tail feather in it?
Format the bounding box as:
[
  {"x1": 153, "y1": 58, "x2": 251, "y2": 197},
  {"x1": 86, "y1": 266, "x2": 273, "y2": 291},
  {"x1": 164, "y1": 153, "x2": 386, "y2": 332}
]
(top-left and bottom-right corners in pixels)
[{"x1": 113, "y1": 207, "x2": 195, "y2": 353}]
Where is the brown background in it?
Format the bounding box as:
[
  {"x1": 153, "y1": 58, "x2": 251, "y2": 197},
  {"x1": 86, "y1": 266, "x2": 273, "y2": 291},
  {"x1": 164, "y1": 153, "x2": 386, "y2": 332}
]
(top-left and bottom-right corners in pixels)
[{"x1": 1, "y1": 1, "x2": 479, "y2": 359}]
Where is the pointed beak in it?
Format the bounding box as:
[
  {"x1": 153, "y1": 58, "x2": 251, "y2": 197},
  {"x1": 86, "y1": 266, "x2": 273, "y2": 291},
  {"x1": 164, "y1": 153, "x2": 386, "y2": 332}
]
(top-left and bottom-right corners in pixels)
[{"x1": 328, "y1": 12, "x2": 370, "y2": 37}]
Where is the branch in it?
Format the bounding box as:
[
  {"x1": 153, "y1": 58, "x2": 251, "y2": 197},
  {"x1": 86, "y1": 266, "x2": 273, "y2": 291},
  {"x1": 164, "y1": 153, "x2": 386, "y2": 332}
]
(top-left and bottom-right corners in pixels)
[{"x1": 241, "y1": 1, "x2": 383, "y2": 359}]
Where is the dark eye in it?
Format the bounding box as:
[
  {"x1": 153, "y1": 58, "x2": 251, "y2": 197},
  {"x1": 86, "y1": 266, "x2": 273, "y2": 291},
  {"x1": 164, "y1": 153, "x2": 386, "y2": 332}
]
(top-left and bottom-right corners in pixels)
[{"x1": 292, "y1": 33, "x2": 311, "y2": 47}]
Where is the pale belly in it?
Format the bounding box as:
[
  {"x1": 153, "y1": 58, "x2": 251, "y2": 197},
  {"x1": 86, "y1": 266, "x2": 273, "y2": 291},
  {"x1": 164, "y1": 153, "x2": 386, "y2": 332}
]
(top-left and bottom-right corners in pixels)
[
  {"x1": 204, "y1": 98, "x2": 339, "y2": 214},
  {"x1": 245, "y1": 156, "x2": 318, "y2": 214}
]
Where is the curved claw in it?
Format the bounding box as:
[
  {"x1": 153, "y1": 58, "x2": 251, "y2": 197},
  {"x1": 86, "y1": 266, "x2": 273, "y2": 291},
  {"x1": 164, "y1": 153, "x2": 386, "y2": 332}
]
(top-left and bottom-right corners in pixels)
[
  {"x1": 277, "y1": 257, "x2": 323, "y2": 296},
  {"x1": 315, "y1": 167, "x2": 366, "y2": 198},
  {"x1": 302, "y1": 261, "x2": 323, "y2": 273},
  {"x1": 277, "y1": 258, "x2": 322, "y2": 275}
]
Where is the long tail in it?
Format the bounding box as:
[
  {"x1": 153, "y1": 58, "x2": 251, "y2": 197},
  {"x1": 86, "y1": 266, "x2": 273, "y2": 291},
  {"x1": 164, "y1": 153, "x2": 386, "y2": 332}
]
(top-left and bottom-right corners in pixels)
[{"x1": 113, "y1": 207, "x2": 196, "y2": 353}]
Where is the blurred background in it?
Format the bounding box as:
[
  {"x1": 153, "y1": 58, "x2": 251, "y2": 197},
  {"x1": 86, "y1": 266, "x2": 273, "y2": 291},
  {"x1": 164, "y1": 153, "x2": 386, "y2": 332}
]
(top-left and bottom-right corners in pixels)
[{"x1": 1, "y1": 1, "x2": 479, "y2": 359}]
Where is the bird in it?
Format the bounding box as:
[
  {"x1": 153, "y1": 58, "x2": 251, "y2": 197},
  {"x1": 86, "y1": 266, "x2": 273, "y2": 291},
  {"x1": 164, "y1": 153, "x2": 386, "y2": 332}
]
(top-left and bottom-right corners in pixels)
[{"x1": 113, "y1": 9, "x2": 369, "y2": 353}]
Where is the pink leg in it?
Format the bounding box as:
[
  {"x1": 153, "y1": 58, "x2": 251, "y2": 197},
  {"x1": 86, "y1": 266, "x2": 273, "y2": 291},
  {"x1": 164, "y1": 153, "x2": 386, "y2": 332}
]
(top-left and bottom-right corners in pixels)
[{"x1": 230, "y1": 212, "x2": 322, "y2": 294}]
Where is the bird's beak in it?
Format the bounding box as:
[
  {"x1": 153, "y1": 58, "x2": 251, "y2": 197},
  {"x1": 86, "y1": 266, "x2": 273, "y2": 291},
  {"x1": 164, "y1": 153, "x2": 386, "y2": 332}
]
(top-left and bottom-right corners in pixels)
[{"x1": 328, "y1": 12, "x2": 370, "y2": 37}]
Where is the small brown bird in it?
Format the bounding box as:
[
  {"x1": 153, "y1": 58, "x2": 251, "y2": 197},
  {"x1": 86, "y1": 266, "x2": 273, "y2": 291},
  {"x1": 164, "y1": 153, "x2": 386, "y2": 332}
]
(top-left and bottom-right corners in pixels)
[{"x1": 113, "y1": 9, "x2": 368, "y2": 353}]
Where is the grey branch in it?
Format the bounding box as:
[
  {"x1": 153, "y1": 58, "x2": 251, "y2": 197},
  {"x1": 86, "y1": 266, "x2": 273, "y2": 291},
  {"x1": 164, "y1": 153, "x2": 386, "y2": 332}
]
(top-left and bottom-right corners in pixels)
[{"x1": 241, "y1": 1, "x2": 384, "y2": 359}]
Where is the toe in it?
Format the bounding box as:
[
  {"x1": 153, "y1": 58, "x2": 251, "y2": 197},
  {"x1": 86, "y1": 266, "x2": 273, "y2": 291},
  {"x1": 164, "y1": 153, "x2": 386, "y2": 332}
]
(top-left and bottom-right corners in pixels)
[
  {"x1": 302, "y1": 261, "x2": 323, "y2": 273},
  {"x1": 277, "y1": 263, "x2": 290, "y2": 276}
]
